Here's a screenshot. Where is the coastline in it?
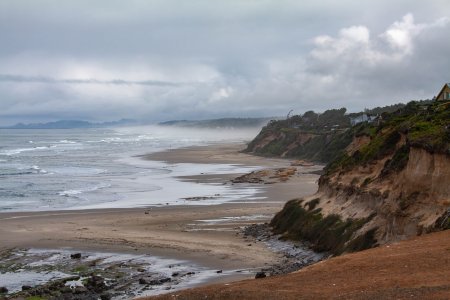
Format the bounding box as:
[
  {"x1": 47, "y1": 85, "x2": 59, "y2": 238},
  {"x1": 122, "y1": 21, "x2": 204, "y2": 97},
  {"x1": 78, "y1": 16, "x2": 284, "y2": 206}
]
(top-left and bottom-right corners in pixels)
[{"x1": 0, "y1": 142, "x2": 322, "y2": 296}]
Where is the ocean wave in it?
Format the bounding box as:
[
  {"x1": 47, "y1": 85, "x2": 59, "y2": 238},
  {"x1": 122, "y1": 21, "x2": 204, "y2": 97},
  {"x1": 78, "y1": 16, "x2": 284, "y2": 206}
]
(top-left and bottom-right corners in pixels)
[
  {"x1": 0, "y1": 146, "x2": 49, "y2": 156},
  {"x1": 0, "y1": 190, "x2": 26, "y2": 198},
  {"x1": 0, "y1": 140, "x2": 84, "y2": 157},
  {"x1": 58, "y1": 183, "x2": 111, "y2": 198},
  {"x1": 0, "y1": 164, "x2": 47, "y2": 176},
  {"x1": 86, "y1": 135, "x2": 156, "y2": 144},
  {"x1": 57, "y1": 140, "x2": 78, "y2": 144},
  {"x1": 46, "y1": 166, "x2": 105, "y2": 175}
]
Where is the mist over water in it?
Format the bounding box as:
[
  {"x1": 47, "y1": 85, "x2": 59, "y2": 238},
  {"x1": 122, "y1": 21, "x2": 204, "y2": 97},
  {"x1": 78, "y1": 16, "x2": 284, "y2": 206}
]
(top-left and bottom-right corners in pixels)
[{"x1": 0, "y1": 126, "x2": 262, "y2": 212}]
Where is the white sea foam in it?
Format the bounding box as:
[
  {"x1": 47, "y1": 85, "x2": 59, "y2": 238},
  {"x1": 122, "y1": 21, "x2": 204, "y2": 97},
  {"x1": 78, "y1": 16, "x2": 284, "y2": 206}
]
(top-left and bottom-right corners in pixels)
[
  {"x1": 0, "y1": 146, "x2": 49, "y2": 156},
  {"x1": 58, "y1": 183, "x2": 111, "y2": 197},
  {"x1": 196, "y1": 214, "x2": 272, "y2": 225},
  {"x1": 0, "y1": 126, "x2": 265, "y2": 212},
  {"x1": 47, "y1": 166, "x2": 106, "y2": 176}
]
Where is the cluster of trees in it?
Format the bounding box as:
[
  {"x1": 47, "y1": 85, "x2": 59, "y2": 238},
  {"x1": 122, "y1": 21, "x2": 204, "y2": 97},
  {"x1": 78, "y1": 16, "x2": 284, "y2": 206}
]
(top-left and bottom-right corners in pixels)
[{"x1": 267, "y1": 107, "x2": 350, "y2": 132}]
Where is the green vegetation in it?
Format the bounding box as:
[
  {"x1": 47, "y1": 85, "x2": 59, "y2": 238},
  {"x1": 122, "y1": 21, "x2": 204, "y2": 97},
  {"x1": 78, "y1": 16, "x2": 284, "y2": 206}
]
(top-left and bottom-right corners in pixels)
[
  {"x1": 381, "y1": 145, "x2": 410, "y2": 176},
  {"x1": 72, "y1": 264, "x2": 89, "y2": 274},
  {"x1": 305, "y1": 198, "x2": 320, "y2": 211},
  {"x1": 247, "y1": 100, "x2": 448, "y2": 168},
  {"x1": 325, "y1": 100, "x2": 450, "y2": 175},
  {"x1": 26, "y1": 297, "x2": 47, "y2": 300},
  {"x1": 270, "y1": 199, "x2": 377, "y2": 255},
  {"x1": 244, "y1": 107, "x2": 354, "y2": 163}
]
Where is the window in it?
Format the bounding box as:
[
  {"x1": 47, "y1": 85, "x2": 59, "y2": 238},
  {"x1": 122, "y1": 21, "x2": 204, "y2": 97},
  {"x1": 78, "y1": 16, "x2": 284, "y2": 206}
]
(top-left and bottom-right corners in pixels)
[{"x1": 447, "y1": 92, "x2": 450, "y2": 99}]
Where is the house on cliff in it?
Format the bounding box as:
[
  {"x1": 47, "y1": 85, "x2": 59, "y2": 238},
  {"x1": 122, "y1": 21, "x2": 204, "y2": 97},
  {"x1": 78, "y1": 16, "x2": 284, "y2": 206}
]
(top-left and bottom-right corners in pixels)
[
  {"x1": 350, "y1": 113, "x2": 376, "y2": 126},
  {"x1": 435, "y1": 83, "x2": 450, "y2": 101}
]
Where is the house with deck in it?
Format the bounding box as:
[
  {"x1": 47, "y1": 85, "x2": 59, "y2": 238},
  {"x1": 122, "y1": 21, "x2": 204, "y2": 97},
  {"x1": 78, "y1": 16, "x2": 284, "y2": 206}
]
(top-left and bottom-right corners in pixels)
[{"x1": 436, "y1": 83, "x2": 450, "y2": 101}]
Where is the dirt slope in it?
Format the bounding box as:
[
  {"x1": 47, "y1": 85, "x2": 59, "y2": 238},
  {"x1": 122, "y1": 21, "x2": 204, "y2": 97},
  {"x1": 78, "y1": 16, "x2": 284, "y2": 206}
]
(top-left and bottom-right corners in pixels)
[{"x1": 145, "y1": 230, "x2": 450, "y2": 300}]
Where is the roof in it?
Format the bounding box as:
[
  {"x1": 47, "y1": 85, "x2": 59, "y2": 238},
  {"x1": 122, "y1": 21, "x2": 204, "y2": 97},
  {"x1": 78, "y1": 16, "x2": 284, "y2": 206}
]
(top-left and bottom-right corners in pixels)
[{"x1": 436, "y1": 83, "x2": 450, "y2": 100}]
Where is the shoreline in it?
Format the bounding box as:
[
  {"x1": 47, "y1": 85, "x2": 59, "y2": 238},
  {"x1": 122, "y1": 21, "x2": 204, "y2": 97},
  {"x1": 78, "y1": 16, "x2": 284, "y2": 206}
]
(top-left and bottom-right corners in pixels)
[{"x1": 0, "y1": 142, "x2": 323, "y2": 297}]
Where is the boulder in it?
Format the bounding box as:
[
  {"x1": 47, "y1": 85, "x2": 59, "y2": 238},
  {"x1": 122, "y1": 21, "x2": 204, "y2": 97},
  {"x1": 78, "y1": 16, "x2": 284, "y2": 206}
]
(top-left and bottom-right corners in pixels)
[
  {"x1": 86, "y1": 275, "x2": 107, "y2": 292},
  {"x1": 149, "y1": 277, "x2": 171, "y2": 285},
  {"x1": 74, "y1": 286, "x2": 89, "y2": 294},
  {"x1": 255, "y1": 271, "x2": 266, "y2": 279},
  {"x1": 100, "y1": 292, "x2": 112, "y2": 300}
]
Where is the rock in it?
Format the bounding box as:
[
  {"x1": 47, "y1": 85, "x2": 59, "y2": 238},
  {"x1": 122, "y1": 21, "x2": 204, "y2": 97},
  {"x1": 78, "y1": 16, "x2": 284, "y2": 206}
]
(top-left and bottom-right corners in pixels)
[
  {"x1": 183, "y1": 272, "x2": 195, "y2": 276},
  {"x1": 159, "y1": 277, "x2": 172, "y2": 284},
  {"x1": 137, "y1": 267, "x2": 146, "y2": 272},
  {"x1": 100, "y1": 292, "x2": 112, "y2": 300},
  {"x1": 148, "y1": 277, "x2": 171, "y2": 285},
  {"x1": 62, "y1": 276, "x2": 81, "y2": 283},
  {"x1": 60, "y1": 286, "x2": 73, "y2": 294},
  {"x1": 70, "y1": 253, "x2": 82, "y2": 259},
  {"x1": 139, "y1": 278, "x2": 148, "y2": 284},
  {"x1": 22, "y1": 285, "x2": 32, "y2": 291},
  {"x1": 0, "y1": 287, "x2": 8, "y2": 293},
  {"x1": 171, "y1": 272, "x2": 180, "y2": 277},
  {"x1": 86, "y1": 275, "x2": 107, "y2": 292},
  {"x1": 216, "y1": 270, "x2": 223, "y2": 273},
  {"x1": 255, "y1": 271, "x2": 266, "y2": 279},
  {"x1": 74, "y1": 286, "x2": 89, "y2": 294}
]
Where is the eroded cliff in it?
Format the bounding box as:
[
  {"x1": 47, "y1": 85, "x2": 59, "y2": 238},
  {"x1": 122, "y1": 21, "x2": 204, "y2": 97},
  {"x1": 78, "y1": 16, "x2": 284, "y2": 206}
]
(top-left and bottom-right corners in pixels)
[{"x1": 271, "y1": 100, "x2": 450, "y2": 255}]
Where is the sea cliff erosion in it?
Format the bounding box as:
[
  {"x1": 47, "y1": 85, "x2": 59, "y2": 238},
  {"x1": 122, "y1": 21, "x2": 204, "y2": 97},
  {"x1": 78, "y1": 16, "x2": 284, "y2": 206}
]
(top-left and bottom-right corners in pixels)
[
  {"x1": 141, "y1": 100, "x2": 450, "y2": 300},
  {"x1": 271, "y1": 100, "x2": 450, "y2": 254},
  {"x1": 2, "y1": 1, "x2": 450, "y2": 299}
]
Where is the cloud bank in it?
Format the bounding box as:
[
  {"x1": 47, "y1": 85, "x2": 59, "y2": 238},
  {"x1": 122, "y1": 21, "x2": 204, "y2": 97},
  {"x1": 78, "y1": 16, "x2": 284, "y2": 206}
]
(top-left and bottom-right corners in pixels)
[{"x1": 0, "y1": 1, "x2": 449, "y2": 125}]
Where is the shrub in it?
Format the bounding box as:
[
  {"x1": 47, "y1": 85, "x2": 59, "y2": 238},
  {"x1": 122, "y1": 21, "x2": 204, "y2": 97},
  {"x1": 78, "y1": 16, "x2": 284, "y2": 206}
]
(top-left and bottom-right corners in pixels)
[
  {"x1": 381, "y1": 144, "x2": 410, "y2": 176},
  {"x1": 305, "y1": 198, "x2": 320, "y2": 211}
]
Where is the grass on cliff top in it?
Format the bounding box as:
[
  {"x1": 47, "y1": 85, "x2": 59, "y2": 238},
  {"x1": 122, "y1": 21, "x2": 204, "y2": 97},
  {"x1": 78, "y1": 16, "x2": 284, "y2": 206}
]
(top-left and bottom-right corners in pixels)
[
  {"x1": 383, "y1": 101, "x2": 449, "y2": 153},
  {"x1": 325, "y1": 100, "x2": 450, "y2": 175}
]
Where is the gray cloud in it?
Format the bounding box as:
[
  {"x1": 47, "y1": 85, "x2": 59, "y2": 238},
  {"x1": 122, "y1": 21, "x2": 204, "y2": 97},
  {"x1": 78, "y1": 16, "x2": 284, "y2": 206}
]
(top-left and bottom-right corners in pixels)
[
  {"x1": 0, "y1": 1, "x2": 449, "y2": 125},
  {"x1": 0, "y1": 74, "x2": 183, "y2": 86}
]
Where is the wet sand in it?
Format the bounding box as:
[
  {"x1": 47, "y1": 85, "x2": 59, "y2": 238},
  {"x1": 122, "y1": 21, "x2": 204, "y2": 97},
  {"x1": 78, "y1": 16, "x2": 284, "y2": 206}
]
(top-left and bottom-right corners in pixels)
[{"x1": 0, "y1": 143, "x2": 321, "y2": 276}]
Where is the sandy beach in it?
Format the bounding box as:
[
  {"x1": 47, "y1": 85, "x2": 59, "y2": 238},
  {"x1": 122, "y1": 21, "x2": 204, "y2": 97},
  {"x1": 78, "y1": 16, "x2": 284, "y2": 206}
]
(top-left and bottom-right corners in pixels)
[{"x1": 0, "y1": 143, "x2": 321, "y2": 286}]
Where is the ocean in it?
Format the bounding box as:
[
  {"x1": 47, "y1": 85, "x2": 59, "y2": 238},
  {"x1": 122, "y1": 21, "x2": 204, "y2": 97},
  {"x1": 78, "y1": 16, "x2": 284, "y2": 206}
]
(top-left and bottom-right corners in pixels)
[{"x1": 0, "y1": 126, "x2": 262, "y2": 212}]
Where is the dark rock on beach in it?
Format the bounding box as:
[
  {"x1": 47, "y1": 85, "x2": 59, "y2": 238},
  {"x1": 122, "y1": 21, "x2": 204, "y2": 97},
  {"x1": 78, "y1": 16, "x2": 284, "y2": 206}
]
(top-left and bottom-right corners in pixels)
[
  {"x1": 70, "y1": 253, "x2": 82, "y2": 259},
  {"x1": 242, "y1": 223, "x2": 326, "y2": 277},
  {"x1": 86, "y1": 275, "x2": 107, "y2": 292},
  {"x1": 100, "y1": 292, "x2": 112, "y2": 300},
  {"x1": 255, "y1": 271, "x2": 266, "y2": 279}
]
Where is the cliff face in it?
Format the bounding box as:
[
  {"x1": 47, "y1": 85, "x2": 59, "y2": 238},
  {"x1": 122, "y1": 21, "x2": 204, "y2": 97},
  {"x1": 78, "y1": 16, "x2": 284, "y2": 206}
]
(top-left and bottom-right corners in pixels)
[
  {"x1": 244, "y1": 125, "x2": 353, "y2": 163},
  {"x1": 271, "y1": 101, "x2": 450, "y2": 255}
]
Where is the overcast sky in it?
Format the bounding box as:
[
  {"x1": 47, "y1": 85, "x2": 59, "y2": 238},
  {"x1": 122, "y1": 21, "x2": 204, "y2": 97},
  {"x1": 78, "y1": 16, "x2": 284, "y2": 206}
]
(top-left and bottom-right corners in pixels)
[{"x1": 1, "y1": 0, "x2": 449, "y2": 125}]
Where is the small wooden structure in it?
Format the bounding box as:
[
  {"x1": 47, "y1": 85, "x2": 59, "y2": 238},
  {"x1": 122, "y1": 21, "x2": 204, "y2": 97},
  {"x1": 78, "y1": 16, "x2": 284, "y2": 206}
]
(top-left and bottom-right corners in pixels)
[{"x1": 435, "y1": 83, "x2": 450, "y2": 101}]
